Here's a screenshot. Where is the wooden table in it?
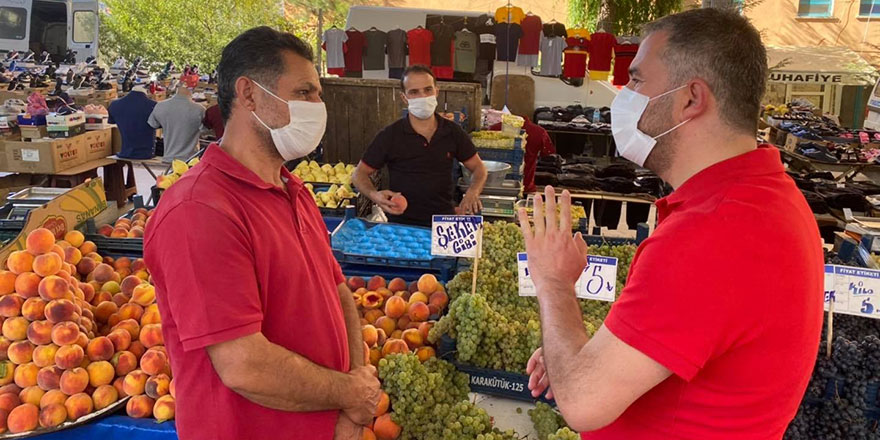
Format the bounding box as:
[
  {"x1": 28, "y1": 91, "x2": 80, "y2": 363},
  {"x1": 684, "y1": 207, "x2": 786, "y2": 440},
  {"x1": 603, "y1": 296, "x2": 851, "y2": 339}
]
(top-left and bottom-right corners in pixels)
[
  {"x1": 44, "y1": 158, "x2": 137, "y2": 208},
  {"x1": 107, "y1": 155, "x2": 170, "y2": 206}
]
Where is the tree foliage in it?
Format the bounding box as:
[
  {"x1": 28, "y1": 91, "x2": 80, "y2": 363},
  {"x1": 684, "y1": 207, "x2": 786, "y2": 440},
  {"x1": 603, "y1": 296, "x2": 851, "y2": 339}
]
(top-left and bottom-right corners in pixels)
[
  {"x1": 99, "y1": 0, "x2": 330, "y2": 72},
  {"x1": 567, "y1": 0, "x2": 683, "y2": 34}
]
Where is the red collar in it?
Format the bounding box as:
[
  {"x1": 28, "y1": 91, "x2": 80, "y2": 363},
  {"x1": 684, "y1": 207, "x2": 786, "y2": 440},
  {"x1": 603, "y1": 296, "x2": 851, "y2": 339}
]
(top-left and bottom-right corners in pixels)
[
  {"x1": 657, "y1": 144, "x2": 783, "y2": 215},
  {"x1": 202, "y1": 143, "x2": 301, "y2": 192}
]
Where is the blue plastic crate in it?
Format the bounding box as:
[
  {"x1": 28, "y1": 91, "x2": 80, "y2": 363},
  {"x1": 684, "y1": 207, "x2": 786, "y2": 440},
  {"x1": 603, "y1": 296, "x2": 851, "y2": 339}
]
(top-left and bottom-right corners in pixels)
[
  {"x1": 330, "y1": 216, "x2": 458, "y2": 282},
  {"x1": 437, "y1": 335, "x2": 553, "y2": 404},
  {"x1": 476, "y1": 147, "x2": 524, "y2": 165}
]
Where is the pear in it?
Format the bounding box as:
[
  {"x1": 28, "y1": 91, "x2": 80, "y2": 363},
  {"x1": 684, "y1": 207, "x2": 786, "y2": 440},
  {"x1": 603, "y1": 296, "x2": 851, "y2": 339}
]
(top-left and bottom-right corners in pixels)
[
  {"x1": 309, "y1": 160, "x2": 320, "y2": 169},
  {"x1": 187, "y1": 157, "x2": 200, "y2": 167}
]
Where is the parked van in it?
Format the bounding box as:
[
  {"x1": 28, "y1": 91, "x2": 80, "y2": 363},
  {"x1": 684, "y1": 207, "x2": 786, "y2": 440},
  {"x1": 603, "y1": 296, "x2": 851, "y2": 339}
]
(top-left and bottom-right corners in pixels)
[{"x1": 0, "y1": 0, "x2": 98, "y2": 62}]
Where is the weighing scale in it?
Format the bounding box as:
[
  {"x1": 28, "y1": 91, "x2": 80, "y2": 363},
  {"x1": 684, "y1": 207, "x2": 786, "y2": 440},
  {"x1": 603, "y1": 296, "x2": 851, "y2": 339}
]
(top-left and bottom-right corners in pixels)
[{"x1": 459, "y1": 179, "x2": 521, "y2": 219}]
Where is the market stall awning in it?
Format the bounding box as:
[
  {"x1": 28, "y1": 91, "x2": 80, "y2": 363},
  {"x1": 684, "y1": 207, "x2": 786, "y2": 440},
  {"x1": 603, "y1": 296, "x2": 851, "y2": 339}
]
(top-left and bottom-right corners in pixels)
[{"x1": 767, "y1": 46, "x2": 879, "y2": 86}]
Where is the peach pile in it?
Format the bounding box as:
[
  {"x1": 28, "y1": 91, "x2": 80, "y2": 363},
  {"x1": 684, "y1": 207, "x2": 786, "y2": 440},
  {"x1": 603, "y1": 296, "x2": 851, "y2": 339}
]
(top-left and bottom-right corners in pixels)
[
  {"x1": 96, "y1": 209, "x2": 154, "y2": 239},
  {"x1": 351, "y1": 273, "x2": 446, "y2": 440},
  {"x1": 0, "y1": 228, "x2": 175, "y2": 435}
]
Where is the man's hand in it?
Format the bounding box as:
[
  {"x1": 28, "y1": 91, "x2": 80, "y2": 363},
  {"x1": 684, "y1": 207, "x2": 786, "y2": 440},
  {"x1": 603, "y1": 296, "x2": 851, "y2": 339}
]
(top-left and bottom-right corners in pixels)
[
  {"x1": 342, "y1": 365, "x2": 381, "y2": 425},
  {"x1": 458, "y1": 191, "x2": 482, "y2": 215},
  {"x1": 371, "y1": 190, "x2": 405, "y2": 215},
  {"x1": 526, "y1": 347, "x2": 554, "y2": 399},
  {"x1": 334, "y1": 412, "x2": 364, "y2": 440},
  {"x1": 518, "y1": 186, "x2": 588, "y2": 292}
]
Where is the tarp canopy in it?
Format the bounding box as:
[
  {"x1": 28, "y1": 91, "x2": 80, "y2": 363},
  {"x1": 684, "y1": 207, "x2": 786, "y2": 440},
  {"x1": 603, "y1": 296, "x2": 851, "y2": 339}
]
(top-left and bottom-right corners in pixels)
[{"x1": 767, "y1": 46, "x2": 879, "y2": 86}]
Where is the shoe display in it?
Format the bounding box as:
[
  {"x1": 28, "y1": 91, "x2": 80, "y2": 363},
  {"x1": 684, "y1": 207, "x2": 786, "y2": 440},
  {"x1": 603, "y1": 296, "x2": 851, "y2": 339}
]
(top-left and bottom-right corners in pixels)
[
  {"x1": 85, "y1": 56, "x2": 97, "y2": 65},
  {"x1": 21, "y1": 51, "x2": 34, "y2": 63},
  {"x1": 38, "y1": 51, "x2": 51, "y2": 65},
  {"x1": 65, "y1": 69, "x2": 74, "y2": 85},
  {"x1": 62, "y1": 49, "x2": 77, "y2": 65},
  {"x1": 4, "y1": 51, "x2": 19, "y2": 62}
]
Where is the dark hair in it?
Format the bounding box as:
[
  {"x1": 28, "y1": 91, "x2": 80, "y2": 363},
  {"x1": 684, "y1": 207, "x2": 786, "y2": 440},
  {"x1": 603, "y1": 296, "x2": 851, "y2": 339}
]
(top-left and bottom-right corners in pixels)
[
  {"x1": 400, "y1": 64, "x2": 436, "y2": 90},
  {"x1": 643, "y1": 8, "x2": 767, "y2": 134},
  {"x1": 216, "y1": 26, "x2": 313, "y2": 121}
]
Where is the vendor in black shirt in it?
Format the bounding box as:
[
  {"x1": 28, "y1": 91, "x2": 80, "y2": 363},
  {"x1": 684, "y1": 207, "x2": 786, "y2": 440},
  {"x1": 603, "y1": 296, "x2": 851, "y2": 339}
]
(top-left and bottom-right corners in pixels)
[{"x1": 352, "y1": 65, "x2": 488, "y2": 226}]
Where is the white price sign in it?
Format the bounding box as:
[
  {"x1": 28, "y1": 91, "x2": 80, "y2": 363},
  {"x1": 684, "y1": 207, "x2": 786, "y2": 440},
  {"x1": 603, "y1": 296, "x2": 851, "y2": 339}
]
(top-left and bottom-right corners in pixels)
[
  {"x1": 576, "y1": 256, "x2": 618, "y2": 302},
  {"x1": 824, "y1": 264, "x2": 880, "y2": 319},
  {"x1": 431, "y1": 215, "x2": 482, "y2": 258},
  {"x1": 517, "y1": 252, "x2": 536, "y2": 296},
  {"x1": 517, "y1": 253, "x2": 618, "y2": 301}
]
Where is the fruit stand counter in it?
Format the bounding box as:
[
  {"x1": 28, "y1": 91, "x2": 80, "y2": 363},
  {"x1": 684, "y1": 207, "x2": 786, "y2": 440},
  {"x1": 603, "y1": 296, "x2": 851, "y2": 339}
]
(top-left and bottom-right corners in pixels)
[{"x1": 32, "y1": 415, "x2": 177, "y2": 440}]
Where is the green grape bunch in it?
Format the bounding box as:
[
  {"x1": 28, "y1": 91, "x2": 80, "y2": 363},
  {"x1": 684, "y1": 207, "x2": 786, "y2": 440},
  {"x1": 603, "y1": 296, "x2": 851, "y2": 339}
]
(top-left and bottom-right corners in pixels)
[
  {"x1": 548, "y1": 427, "x2": 580, "y2": 440},
  {"x1": 430, "y1": 221, "x2": 638, "y2": 374},
  {"x1": 377, "y1": 354, "x2": 518, "y2": 440},
  {"x1": 529, "y1": 401, "x2": 569, "y2": 440}
]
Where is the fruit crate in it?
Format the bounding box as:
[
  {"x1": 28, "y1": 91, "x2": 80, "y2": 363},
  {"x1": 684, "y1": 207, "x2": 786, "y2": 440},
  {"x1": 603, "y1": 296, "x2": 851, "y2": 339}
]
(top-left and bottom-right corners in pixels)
[
  {"x1": 476, "y1": 143, "x2": 524, "y2": 164},
  {"x1": 437, "y1": 335, "x2": 554, "y2": 405},
  {"x1": 330, "y1": 213, "x2": 458, "y2": 282},
  {"x1": 84, "y1": 219, "x2": 144, "y2": 257}
]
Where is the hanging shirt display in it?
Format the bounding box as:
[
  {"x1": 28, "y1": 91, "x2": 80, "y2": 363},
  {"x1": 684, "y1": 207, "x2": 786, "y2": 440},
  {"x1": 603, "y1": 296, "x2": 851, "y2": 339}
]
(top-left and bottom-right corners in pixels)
[
  {"x1": 495, "y1": 22, "x2": 523, "y2": 62},
  {"x1": 476, "y1": 18, "x2": 497, "y2": 62},
  {"x1": 494, "y1": 5, "x2": 525, "y2": 24},
  {"x1": 344, "y1": 29, "x2": 366, "y2": 73},
  {"x1": 518, "y1": 15, "x2": 542, "y2": 55},
  {"x1": 588, "y1": 31, "x2": 616, "y2": 80},
  {"x1": 322, "y1": 28, "x2": 347, "y2": 70},
  {"x1": 453, "y1": 30, "x2": 478, "y2": 73},
  {"x1": 539, "y1": 36, "x2": 565, "y2": 76},
  {"x1": 407, "y1": 27, "x2": 434, "y2": 66},
  {"x1": 613, "y1": 42, "x2": 639, "y2": 86},
  {"x1": 567, "y1": 28, "x2": 590, "y2": 39},
  {"x1": 543, "y1": 22, "x2": 567, "y2": 38},
  {"x1": 363, "y1": 29, "x2": 388, "y2": 71},
  {"x1": 386, "y1": 28, "x2": 408, "y2": 69},
  {"x1": 563, "y1": 37, "x2": 588, "y2": 79},
  {"x1": 429, "y1": 23, "x2": 455, "y2": 67}
]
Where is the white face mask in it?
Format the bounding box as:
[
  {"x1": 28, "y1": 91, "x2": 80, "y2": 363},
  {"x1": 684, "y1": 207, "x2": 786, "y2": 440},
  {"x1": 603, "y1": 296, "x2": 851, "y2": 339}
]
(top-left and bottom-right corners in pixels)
[
  {"x1": 407, "y1": 95, "x2": 438, "y2": 120},
  {"x1": 610, "y1": 85, "x2": 691, "y2": 166},
  {"x1": 251, "y1": 81, "x2": 327, "y2": 161}
]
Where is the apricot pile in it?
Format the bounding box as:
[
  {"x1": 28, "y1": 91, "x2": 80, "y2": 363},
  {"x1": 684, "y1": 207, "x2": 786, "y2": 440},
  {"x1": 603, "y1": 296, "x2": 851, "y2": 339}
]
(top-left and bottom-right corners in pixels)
[
  {"x1": 96, "y1": 208, "x2": 154, "y2": 239},
  {"x1": 0, "y1": 228, "x2": 175, "y2": 435},
  {"x1": 351, "y1": 273, "x2": 447, "y2": 440}
]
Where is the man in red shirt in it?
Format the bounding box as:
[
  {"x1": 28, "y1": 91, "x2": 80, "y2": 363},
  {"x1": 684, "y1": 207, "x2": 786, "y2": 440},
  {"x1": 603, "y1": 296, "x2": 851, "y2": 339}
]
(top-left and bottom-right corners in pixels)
[
  {"x1": 144, "y1": 27, "x2": 380, "y2": 440},
  {"x1": 488, "y1": 115, "x2": 555, "y2": 193},
  {"x1": 519, "y1": 9, "x2": 823, "y2": 439}
]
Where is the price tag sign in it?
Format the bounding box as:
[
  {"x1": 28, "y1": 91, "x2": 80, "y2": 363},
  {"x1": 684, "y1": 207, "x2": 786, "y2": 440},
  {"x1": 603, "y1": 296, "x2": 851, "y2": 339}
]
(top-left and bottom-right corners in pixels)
[
  {"x1": 575, "y1": 256, "x2": 618, "y2": 301},
  {"x1": 517, "y1": 253, "x2": 536, "y2": 296},
  {"x1": 824, "y1": 264, "x2": 880, "y2": 319},
  {"x1": 517, "y1": 253, "x2": 618, "y2": 301},
  {"x1": 431, "y1": 215, "x2": 483, "y2": 258}
]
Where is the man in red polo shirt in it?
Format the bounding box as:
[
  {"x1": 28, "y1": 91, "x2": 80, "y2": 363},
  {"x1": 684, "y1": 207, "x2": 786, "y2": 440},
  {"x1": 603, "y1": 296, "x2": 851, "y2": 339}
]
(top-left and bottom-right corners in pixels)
[
  {"x1": 519, "y1": 9, "x2": 823, "y2": 439},
  {"x1": 144, "y1": 27, "x2": 380, "y2": 440}
]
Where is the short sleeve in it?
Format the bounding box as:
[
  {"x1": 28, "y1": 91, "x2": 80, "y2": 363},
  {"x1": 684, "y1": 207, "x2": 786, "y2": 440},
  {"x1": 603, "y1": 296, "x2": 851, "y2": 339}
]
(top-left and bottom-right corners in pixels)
[
  {"x1": 603, "y1": 214, "x2": 743, "y2": 381},
  {"x1": 144, "y1": 202, "x2": 263, "y2": 352},
  {"x1": 147, "y1": 108, "x2": 161, "y2": 129},
  {"x1": 107, "y1": 105, "x2": 116, "y2": 124},
  {"x1": 453, "y1": 124, "x2": 477, "y2": 162},
  {"x1": 361, "y1": 125, "x2": 391, "y2": 169}
]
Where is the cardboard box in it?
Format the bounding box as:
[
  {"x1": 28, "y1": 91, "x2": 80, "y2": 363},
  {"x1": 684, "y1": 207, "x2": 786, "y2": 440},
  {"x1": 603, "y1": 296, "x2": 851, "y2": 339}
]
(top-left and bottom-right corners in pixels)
[
  {"x1": 20, "y1": 125, "x2": 48, "y2": 141},
  {"x1": 784, "y1": 133, "x2": 804, "y2": 152},
  {"x1": 0, "y1": 179, "x2": 108, "y2": 265},
  {"x1": 0, "y1": 90, "x2": 28, "y2": 103},
  {"x1": 47, "y1": 112, "x2": 86, "y2": 128},
  {"x1": 4, "y1": 134, "x2": 86, "y2": 173},
  {"x1": 95, "y1": 89, "x2": 117, "y2": 100},
  {"x1": 17, "y1": 114, "x2": 47, "y2": 126},
  {"x1": 73, "y1": 94, "x2": 95, "y2": 106},
  {"x1": 82, "y1": 128, "x2": 112, "y2": 161},
  {"x1": 47, "y1": 123, "x2": 86, "y2": 138}
]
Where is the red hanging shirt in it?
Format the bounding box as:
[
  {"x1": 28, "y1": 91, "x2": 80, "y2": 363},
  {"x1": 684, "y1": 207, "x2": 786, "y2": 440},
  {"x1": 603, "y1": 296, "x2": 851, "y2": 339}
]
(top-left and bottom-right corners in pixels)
[
  {"x1": 407, "y1": 27, "x2": 434, "y2": 66},
  {"x1": 344, "y1": 30, "x2": 366, "y2": 72},
  {"x1": 518, "y1": 15, "x2": 542, "y2": 55},
  {"x1": 587, "y1": 32, "x2": 616, "y2": 72},
  {"x1": 584, "y1": 146, "x2": 823, "y2": 440},
  {"x1": 612, "y1": 43, "x2": 639, "y2": 86}
]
